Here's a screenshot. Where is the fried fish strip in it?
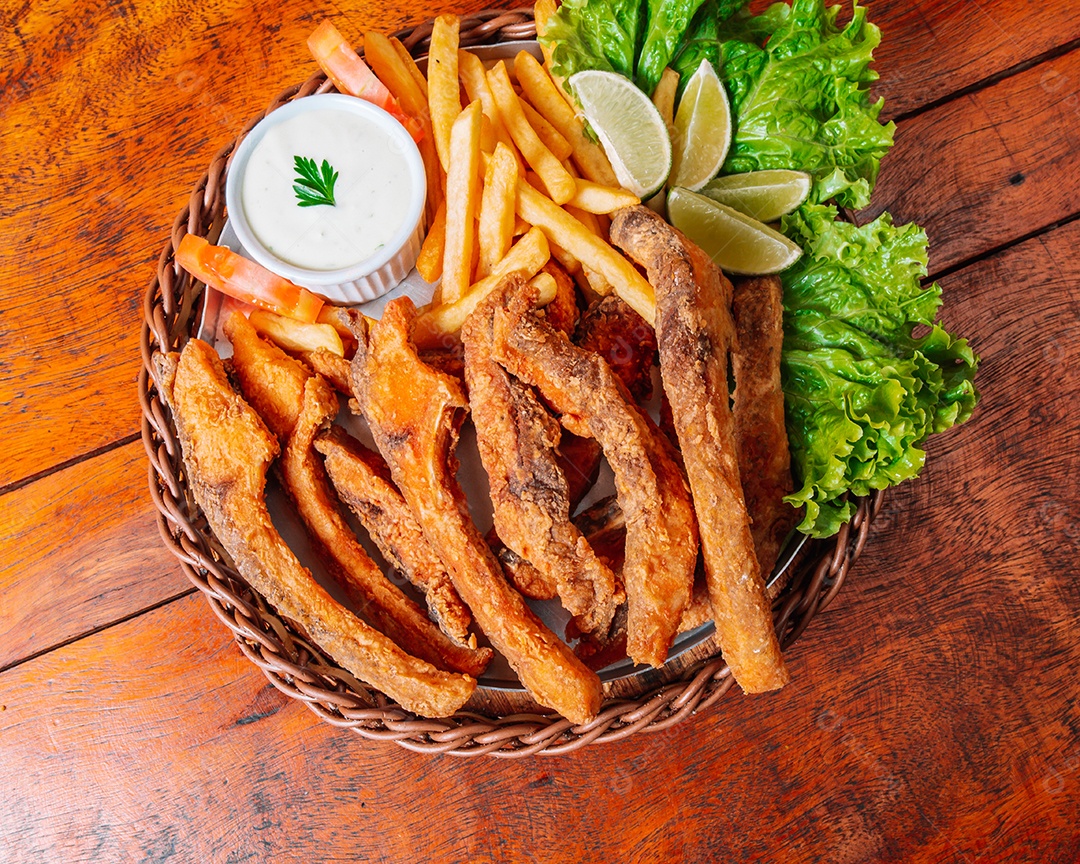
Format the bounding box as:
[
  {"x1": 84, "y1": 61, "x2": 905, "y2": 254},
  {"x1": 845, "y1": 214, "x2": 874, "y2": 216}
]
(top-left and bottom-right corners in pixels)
[
  {"x1": 732, "y1": 276, "x2": 799, "y2": 585},
  {"x1": 610, "y1": 205, "x2": 789, "y2": 693},
  {"x1": 351, "y1": 297, "x2": 602, "y2": 724},
  {"x1": 224, "y1": 313, "x2": 490, "y2": 677},
  {"x1": 490, "y1": 279, "x2": 697, "y2": 667},
  {"x1": 315, "y1": 425, "x2": 474, "y2": 645},
  {"x1": 462, "y1": 288, "x2": 622, "y2": 634},
  {"x1": 153, "y1": 340, "x2": 475, "y2": 718}
]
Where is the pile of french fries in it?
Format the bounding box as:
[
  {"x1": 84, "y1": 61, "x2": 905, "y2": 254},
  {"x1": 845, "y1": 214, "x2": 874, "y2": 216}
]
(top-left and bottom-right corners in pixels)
[{"x1": 369, "y1": 9, "x2": 657, "y2": 343}]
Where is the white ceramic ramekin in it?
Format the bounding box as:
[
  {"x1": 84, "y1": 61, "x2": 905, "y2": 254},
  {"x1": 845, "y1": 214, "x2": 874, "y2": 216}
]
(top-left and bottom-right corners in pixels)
[{"x1": 225, "y1": 93, "x2": 427, "y2": 305}]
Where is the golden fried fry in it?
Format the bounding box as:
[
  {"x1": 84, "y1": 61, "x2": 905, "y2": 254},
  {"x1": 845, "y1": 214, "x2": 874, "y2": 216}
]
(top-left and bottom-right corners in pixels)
[
  {"x1": 249, "y1": 309, "x2": 344, "y2": 357},
  {"x1": 477, "y1": 142, "x2": 519, "y2": 278},
  {"x1": 458, "y1": 49, "x2": 518, "y2": 162},
  {"x1": 416, "y1": 199, "x2": 447, "y2": 284},
  {"x1": 515, "y1": 180, "x2": 656, "y2": 323},
  {"x1": 487, "y1": 61, "x2": 576, "y2": 205},
  {"x1": 513, "y1": 50, "x2": 620, "y2": 186},
  {"x1": 520, "y1": 100, "x2": 572, "y2": 161},
  {"x1": 568, "y1": 179, "x2": 640, "y2": 215},
  {"x1": 413, "y1": 227, "x2": 550, "y2": 347},
  {"x1": 441, "y1": 100, "x2": 483, "y2": 303},
  {"x1": 427, "y1": 15, "x2": 461, "y2": 172}
]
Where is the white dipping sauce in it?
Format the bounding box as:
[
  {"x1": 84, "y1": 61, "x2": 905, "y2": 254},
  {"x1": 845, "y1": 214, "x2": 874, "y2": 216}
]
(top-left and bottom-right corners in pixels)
[{"x1": 240, "y1": 108, "x2": 413, "y2": 271}]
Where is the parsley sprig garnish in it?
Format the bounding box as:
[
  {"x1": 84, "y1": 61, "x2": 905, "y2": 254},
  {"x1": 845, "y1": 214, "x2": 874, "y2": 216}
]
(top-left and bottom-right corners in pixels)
[{"x1": 292, "y1": 155, "x2": 338, "y2": 207}]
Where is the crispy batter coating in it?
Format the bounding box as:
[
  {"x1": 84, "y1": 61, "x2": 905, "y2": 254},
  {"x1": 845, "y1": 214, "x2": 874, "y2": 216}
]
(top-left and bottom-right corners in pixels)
[
  {"x1": 153, "y1": 340, "x2": 475, "y2": 718},
  {"x1": 224, "y1": 313, "x2": 490, "y2": 677},
  {"x1": 463, "y1": 286, "x2": 622, "y2": 634},
  {"x1": 539, "y1": 259, "x2": 580, "y2": 336},
  {"x1": 351, "y1": 298, "x2": 603, "y2": 724},
  {"x1": 575, "y1": 295, "x2": 658, "y2": 403},
  {"x1": 490, "y1": 281, "x2": 698, "y2": 668},
  {"x1": 732, "y1": 276, "x2": 799, "y2": 585},
  {"x1": 315, "y1": 426, "x2": 474, "y2": 645},
  {"x1": 610, "y1": 206, "x2": 789, "y2": 693},
  {"x1": 300, "y1": 348, "x2": 353, "y2": 395}
]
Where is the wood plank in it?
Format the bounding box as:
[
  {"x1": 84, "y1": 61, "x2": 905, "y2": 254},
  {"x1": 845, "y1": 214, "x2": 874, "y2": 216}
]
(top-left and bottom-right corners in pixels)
[
  {"x1": 0, "y1": 0, "x2": 522, "y2": 489},
  {"x1": 866, "y1": 0, "x2": 1080, "y2": 119},
  {"x1": 1, "y1": 220, "x2": 1078, "y2": 862},
  {"x1": 859, "y1": 45, "x2": 1080, "y2": 274},
  {"x1": 0, "y1": 441, "x2": 187, "y2": 670}
]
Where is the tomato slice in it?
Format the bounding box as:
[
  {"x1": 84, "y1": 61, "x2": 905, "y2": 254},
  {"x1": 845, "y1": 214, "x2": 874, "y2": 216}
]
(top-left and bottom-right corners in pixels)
[
  {"x1": 307, "y1": 21, "x2": 425, "y2": 143},
  {"x1": 175, "y1": 235, "x2": 324, "y2": 324}
]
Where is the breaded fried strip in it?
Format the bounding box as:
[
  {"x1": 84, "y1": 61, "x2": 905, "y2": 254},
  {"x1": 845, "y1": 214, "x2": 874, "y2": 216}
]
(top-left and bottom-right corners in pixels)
[
  {"x1": 284, "y1": 378, "x2": 491, "y2": 677},
  {"x1": 153, "y1": 341, "x2": 475, "y2": 718},
  {"x1": 300, "y1": 348, "x2": 353, "y2": 395},
  {"x1": 351, "y1": 298, "x2": 603, "y2": 724},
  {"x1": 490, "y1": 279, "x2": 698, "y2": 668},
  {"x1": 732, "y1": 276, "x2": 799, "y2": 584},
  {"x1": 224, "y1": 313, "x2": 490, "y2": 676},
  {"x1": 462, "y1": 290, "x2": 622, "y2": 634},
  {"x1": 224, "y1": 312, "x2": 309, "y2": 439},
  {"x1": 315, "y1": 426, "x2": 474, "y2": 645},
  {"x1": 575, "y1": 295, "x2": 658, "y2": 403},
  {"x1": 610, "y1": 206, "x2": 788, "y2": 693}
]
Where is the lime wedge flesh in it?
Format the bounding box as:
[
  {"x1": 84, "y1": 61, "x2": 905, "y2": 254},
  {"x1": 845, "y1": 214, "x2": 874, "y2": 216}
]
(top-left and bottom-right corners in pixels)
[
  {"x1": 667, "y1": 187, "x2": 803, "y2": 275},
  {"x1": 700, "y1": 170, "x2": 812, "y2": 222},
  {"x1": 670, "y1": 59, "x2": 731, "y2": 191},
  {"x1": 569, "y1": 70, "x2": 672, "y2": 199}
]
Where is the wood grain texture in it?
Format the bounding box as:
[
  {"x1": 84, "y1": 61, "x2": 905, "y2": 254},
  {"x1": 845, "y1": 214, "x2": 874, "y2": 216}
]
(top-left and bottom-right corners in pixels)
[
  {"x1": 2, "y1": 212, "x2": 1077, "y2": 864},
  {"x1": 865, "y1": 0, "x2": 1080, "y2": 118},
  {"x1": 0, "y1": 440, "x2": 187, "y2": 670},
  {"x1": 0, "y1": 0, "x2": 521, "y2": 490},
  {"x1": 860, "y1": 44, "x2": 1080, "y2": 273}
]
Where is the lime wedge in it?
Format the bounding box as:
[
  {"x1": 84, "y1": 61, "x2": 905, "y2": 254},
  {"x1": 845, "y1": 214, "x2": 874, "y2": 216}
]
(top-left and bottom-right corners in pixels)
[
  {"x1": 670, "y1": 60, "x2": 731, "y2": 191},
  {"x1": 700, "y1": 170, "x2": 812, "y2": 222},
  {"x1": 667, "y1": 187, "x2": 803, "y2": 275},
  {"x1": 569, "y1": 70, "x2": 672, "y2": 199}
]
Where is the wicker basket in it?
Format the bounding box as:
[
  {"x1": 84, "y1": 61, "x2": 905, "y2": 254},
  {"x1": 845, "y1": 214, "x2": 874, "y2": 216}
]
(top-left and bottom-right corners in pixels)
[{"x1": 138, "y1": 7, "x2": 884, "y2": 757}]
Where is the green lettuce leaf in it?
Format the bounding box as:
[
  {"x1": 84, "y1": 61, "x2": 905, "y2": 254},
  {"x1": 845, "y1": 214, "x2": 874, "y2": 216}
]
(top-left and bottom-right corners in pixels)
[
  {"x1": 694, "y1": 0, "x2": 895, "y2": 209},
  {"x1": 543, "y1": 0, "x2": 748, "y2": 96},
  {"x1": 780, "y1": 204, "x2": 979, "y2": 536}
]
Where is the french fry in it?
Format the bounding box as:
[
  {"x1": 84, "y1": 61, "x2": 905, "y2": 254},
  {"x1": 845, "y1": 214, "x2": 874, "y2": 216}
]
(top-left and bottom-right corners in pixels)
[
  {"x1": 391, "y1": 36, "x2": 428, "y2": 98},
  {"x1": 652, "y1": 67, "x2": 680, "y2": 133},
  {"x1": 513, "y1": 51, "x2": 619, "y2": 187},
  {"x1": 534, "y1": 0, "x2": 556, "y2": 37},
  {"x1": 249, "y1": 309, "x2": 346, "y2": 357},
  {"x1": 583, "y1": 265, "x2": 615, "y2": 296},
  {"x1": 364, "y1": 30, "x2": 444, "y2": 219},
  {"x1": 513, "y1": 216, "x2": 530, "y2": 236},
  {"x1": 416, "y1": 199, "x2": 447, "y2": 283},
  {"x1": 487, "y1": 61, "x2": 577, "y2": 205},
  {"x1": 477, "y1": 142, "x2": 519, "y2": 278},
  {"x1": 427, "y1": 15, "x2": 461, "y2": 172},
  {"x1": 527, "y1": 270, "x2": 559, "y2": 303},
  {"x1": 441, "y1": 101, "x2": 483, "y2": 303},
  {"x1": 515, "y1": 179, "x2": 656, "y2": 324},
  {"x1": 520, "y1": 100, "x2": 572, "y2": 161},
  {"x1": 548, "y1": 241, "x2": 580, "y2": 274},
  {"x1": 568, "y1": 179, "x2": 640, "y2": 214},
  {"x1": 458, "y1": 49, "x2": 518, "y2": 162},
  {"x1": 565, "y1": 204, "x2": 602, "y2": 236},
  {"x1": 413, "y1": 227, "x2": 550, "y2": 346}
]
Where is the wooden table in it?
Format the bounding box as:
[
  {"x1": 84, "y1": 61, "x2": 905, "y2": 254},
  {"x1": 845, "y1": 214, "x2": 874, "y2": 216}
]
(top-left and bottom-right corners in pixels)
[{"x1": 2, "y1": 0, "x2": 1078, "y2": 860}]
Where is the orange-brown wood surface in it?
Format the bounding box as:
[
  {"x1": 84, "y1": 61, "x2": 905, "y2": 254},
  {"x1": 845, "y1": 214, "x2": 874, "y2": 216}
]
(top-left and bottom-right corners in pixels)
[{"x1": 2, "y1": 0, "x2": 1079, "y2": 861}]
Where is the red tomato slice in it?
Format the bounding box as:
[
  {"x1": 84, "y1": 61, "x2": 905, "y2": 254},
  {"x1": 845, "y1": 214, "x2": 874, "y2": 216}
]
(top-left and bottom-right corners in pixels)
[
  {"x1": 175, "y1": 235, "x2": 324, "y2": 324},
  {"x1": 307, "y1": 21, "x2": 425, "y2": 143}
]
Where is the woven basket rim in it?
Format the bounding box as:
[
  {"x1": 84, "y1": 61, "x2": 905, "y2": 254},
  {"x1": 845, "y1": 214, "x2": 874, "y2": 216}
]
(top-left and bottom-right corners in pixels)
[{"x1": 137, "y1": 7, "x2": 883, "y2": 757}]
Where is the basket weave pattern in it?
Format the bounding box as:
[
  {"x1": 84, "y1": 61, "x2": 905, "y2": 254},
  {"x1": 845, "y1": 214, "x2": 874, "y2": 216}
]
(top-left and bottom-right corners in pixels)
[{"x1": 138, "y1": 9, "x2": 883, "y2": 757}]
